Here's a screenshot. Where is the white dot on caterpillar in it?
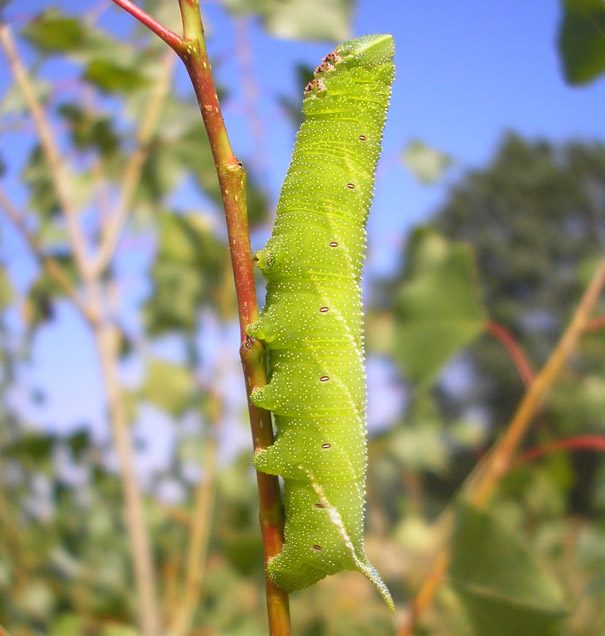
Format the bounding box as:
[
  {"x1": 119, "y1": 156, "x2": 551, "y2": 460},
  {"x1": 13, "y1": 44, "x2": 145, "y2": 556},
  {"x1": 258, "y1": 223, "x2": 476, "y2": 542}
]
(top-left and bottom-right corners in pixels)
[
  {"x1": 320, "y1": 375, "x2": 329, "y2": 382},
  {"x1": 312, "y1": 544, "x2": 322, "y2": 552},
  {"x1": 319, "y1": 306, "x2": 329, "y2": 313}
]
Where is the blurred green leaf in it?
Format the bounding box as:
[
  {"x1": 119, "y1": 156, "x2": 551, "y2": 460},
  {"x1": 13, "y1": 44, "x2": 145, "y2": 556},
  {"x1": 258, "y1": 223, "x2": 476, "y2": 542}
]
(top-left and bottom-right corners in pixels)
[
  {"x1": 21, "y1": 145, "x2": 60, "y2": 218},
  {"x1": 558, "y1": 0, "x2": 605, "y2": 85},
  {"x1": 22, "y1": 9, "x2": 87, "y2": 53},
  {"x1": 225, "y1": 0, "x2": 353, "y2": 41},
  {"x1": 84, "y1": 59, "x2": 150, "y2": 94},
  {"x1": 58, "y1": 104, "x2": 120, "y2": 157},
  {"x1": 66, "y1": 428, "x2": 91, "y2": 458},
  {"x1": 49, "y1": 613, "x2": 86, "y2": 636},
  {"x1": 101, "y1": 625, "x2": 139, "y2": 636},
  {"x1": 393, "y1": 228, "x2": 486, "y2": 385},
  {"x1": 145, "y1": 212, "x2": 226, "y2": 334},
  {"x1": 2, "y1": 432, "x2": 56, "y2": 463},
  {"x1": 0, "y1": 266, "x2": 13, "y2": 308},
  {"x1": 450, "y1": 504, "x2": 567, "y2": 636},
  {"x1": 402, "y1": 139, "x2": 453, "y2": 184},
  {"x1": 141, "y1": 359, "x2": 195, "y2": 416}
]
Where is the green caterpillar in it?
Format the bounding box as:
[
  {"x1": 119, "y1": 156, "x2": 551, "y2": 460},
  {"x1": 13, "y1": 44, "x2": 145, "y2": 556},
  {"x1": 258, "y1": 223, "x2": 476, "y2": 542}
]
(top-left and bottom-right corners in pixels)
[{"x1": 248, "y1": 34, "x2": 394, "y2": 609}]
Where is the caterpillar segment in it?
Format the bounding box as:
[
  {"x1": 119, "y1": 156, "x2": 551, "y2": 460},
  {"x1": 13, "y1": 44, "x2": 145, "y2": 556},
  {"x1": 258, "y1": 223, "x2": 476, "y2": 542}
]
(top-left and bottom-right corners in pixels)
[{"x1": 247, "y1": 34, "x2": 395, "y2": 609}]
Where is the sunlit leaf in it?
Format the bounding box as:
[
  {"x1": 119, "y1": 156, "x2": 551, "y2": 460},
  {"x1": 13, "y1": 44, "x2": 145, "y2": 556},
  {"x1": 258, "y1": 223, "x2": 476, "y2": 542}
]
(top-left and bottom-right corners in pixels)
[
  {"x1": 450, "y1": 504, "x2": 568, "y2": 636},
  {"x1": 140, "y1": 359, "x2": 195, "y2": 416},
  {"x1": 402, "y1": 139, "x2": 453, "y2": 184}
]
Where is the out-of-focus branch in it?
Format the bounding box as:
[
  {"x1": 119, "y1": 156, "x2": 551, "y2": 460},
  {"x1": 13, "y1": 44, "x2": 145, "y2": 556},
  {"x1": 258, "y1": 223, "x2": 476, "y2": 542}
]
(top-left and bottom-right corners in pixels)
[
  {"x1": 0, "y1": 189, "x2": 96, "y2": 323},
  {"x1": 398, "y1": 258, "x2": 605, "y2": 636},
  {"x1": 0, "y1": 25, "x2": 91, "y2": 279},
  {"x1": 1, "y1": 23, "x2": 161, "y2": 636},
  {"x1": 468, "y1": 259, "x2": 605, "y2": 505},
  {"x1": 234, "y1": 17, "x2": 268, "y2": 178},
  {"x1": 518, "y1": 435, "x2": 605, "y2": 464},
  {"x1": 91, "y1": 319, "x2": 161, "y2": 636},
  {"x1": 91, "y1": 51, "x2": 176, "y2": 276},
  {"x1": 167, "y1": 362, "x2": 223, "y2": 636}
]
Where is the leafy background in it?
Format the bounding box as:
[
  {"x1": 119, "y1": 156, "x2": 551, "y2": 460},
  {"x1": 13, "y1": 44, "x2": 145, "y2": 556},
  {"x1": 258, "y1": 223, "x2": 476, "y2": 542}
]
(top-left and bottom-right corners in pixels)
[{"x1": 0, "y1": 0, "x2": 604, "y2": 634}]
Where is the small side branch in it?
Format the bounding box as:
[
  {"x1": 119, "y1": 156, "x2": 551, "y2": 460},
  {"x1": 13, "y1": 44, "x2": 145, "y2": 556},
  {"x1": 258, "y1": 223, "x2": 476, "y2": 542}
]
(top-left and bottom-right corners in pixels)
[
  {"x1": 486, "y1": 320, "x2": 535, "y2": 387},
  {"x1": 110, "y1": 0, "x2": 183, "y2": 52}
]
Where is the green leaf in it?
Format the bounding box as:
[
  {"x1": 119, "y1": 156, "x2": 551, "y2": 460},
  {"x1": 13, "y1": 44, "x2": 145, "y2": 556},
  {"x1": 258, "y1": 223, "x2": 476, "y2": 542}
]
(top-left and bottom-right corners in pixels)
[
  {"x1": 140, "y1": 359, "x2": 195, "y2": 416},
  {"x1": 83, "y1": 59, "x2": 150, "y2": 94},
  {"x1": 58, "y1": 104, "x2": 120, "y2": 157},
  {"x1": 450, "y1": 504, "x2": 567, "y2": 636},
  {"x1": 393, "y1": 228, "x2": 486, "y2": 386},
  {"x1": 145, "y1": 212, "x2": 225, "y2": 334},
  {"x1": 2, "y1": 432, "x2": 56, "y2": 464},
  {"x1": 49, "y1": 614, "x2": 86, "y2": 636},
  {"x1": 225, "y1": 0, "x2": 353, "y2": 41},
  {"x1": 0, "y1": 265, "x2": 13, "y2": 308},
  {"x1": 401, "y1": 139, "x2": 453, "y2": 184},
  {"x1": 21, "y1": 145, "x2": 60, "y2": 218},
  {"x1": 22, "y1": 9, "x2": 87, "y2": 53},
  {"x1": 558, "y1": 0, "x2": 605, "y2": 85}
]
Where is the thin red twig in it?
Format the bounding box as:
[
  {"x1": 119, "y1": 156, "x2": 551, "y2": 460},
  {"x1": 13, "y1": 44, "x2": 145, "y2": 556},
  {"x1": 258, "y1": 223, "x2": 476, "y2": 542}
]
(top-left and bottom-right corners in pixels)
[
  {"x1": 110, "y1": 0, "x2": 183, "y2": 51},
  {"x1": 584, "y1": 316, "x2": 605, "y2": 333},
  {"x1": 486, "y1": 320, "x2": 535, "y2": 387},
  {"x1": 517, "y1": 435, "x2": 605, "y2": 464}
]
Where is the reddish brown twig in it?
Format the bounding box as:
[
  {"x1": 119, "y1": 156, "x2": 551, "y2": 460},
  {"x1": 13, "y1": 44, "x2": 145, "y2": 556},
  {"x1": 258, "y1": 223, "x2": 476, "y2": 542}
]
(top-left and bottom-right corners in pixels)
[
  {"x1": 518, "y1": 435, "x2": 605, "y2": 464},
  {"x1": 112, "y1": 2, "x2": 290, "y2": 634},
  {"x1": 486, "y1": 320, "x2": 535, "y2": 387}
]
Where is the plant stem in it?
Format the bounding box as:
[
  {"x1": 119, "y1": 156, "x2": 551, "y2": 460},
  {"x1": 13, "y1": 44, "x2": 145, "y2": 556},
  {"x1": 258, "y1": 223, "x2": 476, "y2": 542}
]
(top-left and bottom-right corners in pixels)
[
  {"x1": 176, "y1": 5, "x2": 290, "y2": 632},
  {"x1": 110, "y1": 0, "x2": 183, "y2": 51},
  {"x1": 486, "y1": 320, "x2": 535, "y2": 387},
  {"x1": 111, "y1": 1, "x2": 291, "y2": 632},
  {"x1": 398, "y1": 258, "x2": 605, "y2": 636},
  {"x1": 518, "y1": 435, "x2": 605, "y2": 464}
]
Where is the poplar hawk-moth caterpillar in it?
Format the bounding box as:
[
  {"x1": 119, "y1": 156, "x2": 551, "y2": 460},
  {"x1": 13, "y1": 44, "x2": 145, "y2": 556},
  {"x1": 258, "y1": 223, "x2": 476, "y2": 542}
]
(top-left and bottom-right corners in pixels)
[{"x1": 247, "y1": 34, "x2": 394, "y2": 609}]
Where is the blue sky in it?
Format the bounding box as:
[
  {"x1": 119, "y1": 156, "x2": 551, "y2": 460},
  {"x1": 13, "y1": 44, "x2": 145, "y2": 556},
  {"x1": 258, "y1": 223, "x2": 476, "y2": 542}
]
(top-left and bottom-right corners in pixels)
[{"x1": 1, "y1": 0, "x2": 604, "y2": 474}]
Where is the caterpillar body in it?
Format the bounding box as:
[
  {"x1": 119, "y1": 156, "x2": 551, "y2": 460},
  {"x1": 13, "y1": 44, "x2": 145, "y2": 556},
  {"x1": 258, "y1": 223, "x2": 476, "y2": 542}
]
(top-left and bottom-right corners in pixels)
[{"x1": 248, "y1": 34, "x2": 394, "y2": 608}]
